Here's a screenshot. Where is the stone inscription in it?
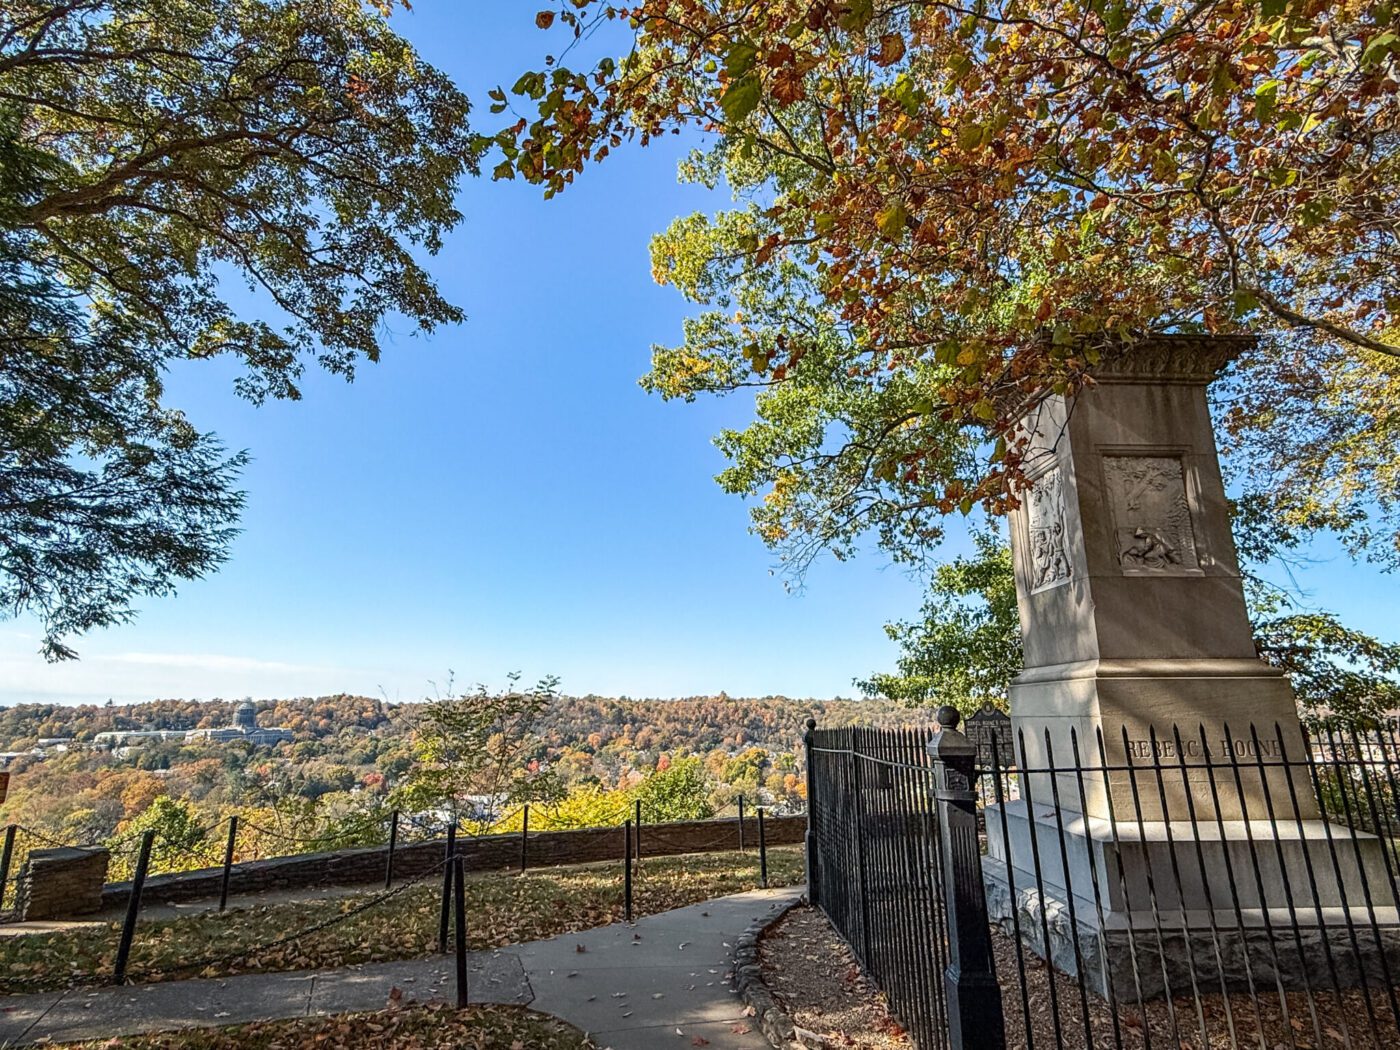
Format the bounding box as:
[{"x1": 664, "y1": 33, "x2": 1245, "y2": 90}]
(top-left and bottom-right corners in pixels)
[
  {"x1": 1027, "y1": 466, "x2": 1071, "y2": 591},
  {"x1": 1122, "y1": 735, "x2": 1282, "y2": 761},
  {"x1": 1103, "y1": 456, "x2": 1200, "y2": 575}
]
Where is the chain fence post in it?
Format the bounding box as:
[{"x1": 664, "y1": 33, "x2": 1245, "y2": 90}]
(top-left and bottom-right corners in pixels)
[
  {"x1": 623, "y1": 819, "x2": 634, "y2": 923},
  {"x1": 758, "y1": 805, "x2": 768, "y2": 888},
  {"x1": 438, "y1": 823, "x2": 457, "y2": 954},
  {"x1": 453, "y1": 854, "x2": 469, "y2": 1008},
  {"x1": 804, "y1": 718, "x2": 819, "y2": 907},
  {"x1": 0, "y1": 824, "x2": 16, "y2": 914},
  {"x1": 519, "y1": 805, "x2": 529, "y2": 873},
  {"x1": 219, "y1": 816, "x2": 238, "y2": 912},
  {"x1": 385, "y1": 810, "x2": 399, "y2": 890},
  {"x1": 113, "y1": 830, "x2": 156, "y2": 985},
  {"x1": 928, "y1": 706, "x2": 1005, "y2": 1050}
]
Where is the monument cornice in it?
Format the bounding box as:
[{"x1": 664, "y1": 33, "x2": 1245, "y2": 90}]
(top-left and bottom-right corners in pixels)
[
  {"x1": 995, "y1": 332, "x2": 1255, "y2": 421},
  {"x1": 1089, "y1": 333, "x2": 1254, "y2": 384}
]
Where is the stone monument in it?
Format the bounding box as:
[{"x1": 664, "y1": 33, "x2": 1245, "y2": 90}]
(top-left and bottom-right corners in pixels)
[{"x1": 984, "y1": 334, "x2": 1399, "y2": 996}]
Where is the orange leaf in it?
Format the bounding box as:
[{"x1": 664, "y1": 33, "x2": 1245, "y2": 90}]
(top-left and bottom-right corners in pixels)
[{"x1": 874, "y1": 33, "x2": 906, "y2": 67}]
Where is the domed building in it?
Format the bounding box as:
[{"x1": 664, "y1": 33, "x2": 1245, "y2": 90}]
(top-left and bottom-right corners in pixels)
[{"x1": 185, "y1": 700, "x2": 293, "y2": 747}]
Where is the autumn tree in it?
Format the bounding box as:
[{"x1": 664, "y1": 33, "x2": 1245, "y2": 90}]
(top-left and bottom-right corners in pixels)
[
  {"x1": 858, "y1": 528, "x2": 1020, "y2": 710},
  {"x1": 494, "y1": 1, "x2": 1400, "y2": 570},
  {"x1": 1, "y1": 0, "x2": 476, "y2": 658},
  {"x1": 398, "y1": 674, "x2": 567, "y2": 830},
  {"x1": 631, "y1": 756, "x2": 715, "y2": 821}
]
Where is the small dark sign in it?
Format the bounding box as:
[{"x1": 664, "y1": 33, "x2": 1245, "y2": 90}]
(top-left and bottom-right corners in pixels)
[
  {"x1": 963, "y1": 706, "x2": 1014, "y2": 771},
  {"x1": 0, "y1": 771, "x2": 8, "y2": 805}
]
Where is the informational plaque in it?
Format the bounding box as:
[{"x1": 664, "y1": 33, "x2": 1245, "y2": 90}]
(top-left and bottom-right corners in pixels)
[
  {"x1": 963, "y1": 706, "x2": 1014, "y2": 771},
  {"x1": 0, "y1": 771, "x2": 9, "y2": 805}
]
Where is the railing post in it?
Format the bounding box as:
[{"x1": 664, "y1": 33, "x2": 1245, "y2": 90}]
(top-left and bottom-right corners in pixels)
[
  {"x1": 0, "y1": 824, "x2": 16, "y2": 914},
  {"x1": 453, "y1": 854, "x2": 469, "y2": 1008},
  {"x1": 438, "y1": 824, "x2": 457, "y2": 954},
  {"x1": 623, "y1": 819, "x2": 634, "y2": 923},
  {"x1": 758, "y1": 806, "x2": 768, "y2": 888},
  {"x1": 519, "y1": 805, "x2": 529, "y2": 873},
  {"x1": 804, "y1": 718, "x2": 819, "y2": 907},
  {"x1": 385, "y1": 810, "x2": 399, "y2": 890},
  {"x1": 113, "y1": 830, "x2": 155, "y2": 985},
  {"x1": 219, "y1": 816, "x2": 238, "y2": 912},
  {"x1": 928, "y1": 707, "x2": 1005, "y2": 1050},
  {"x1": 737, "y1": 794, "x2": 746, "y2": 852}
]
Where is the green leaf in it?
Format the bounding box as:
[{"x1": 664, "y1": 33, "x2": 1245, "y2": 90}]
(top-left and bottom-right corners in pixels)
[
  {"x1": 957, "y1": 123, "x2": 984, "y2": 151},
  {"x1": 724, "y1": 42, "x2": 758, "y2": 78},
  {"x1": 720, "y1": 76, "x2": 762, "y2": 123},
  {"x1": 891, "y1": 75, "x2": 923, "y2": 116},
  {"x1": 1362, "y1": 31, "x2": 1398, "y2": 66},
  {"x1": 1254, "y1": 79, "x2": 1281, "y2": 123},
  {"x1": 1232, "y1": 289, "x2": 1260, "y2": 315},
  {"x1": 876, "y1": 201, "x2": 910, "y2": 239},
  {"x1": 839, "y1": 0, "x2": 874, "y2": 32}
]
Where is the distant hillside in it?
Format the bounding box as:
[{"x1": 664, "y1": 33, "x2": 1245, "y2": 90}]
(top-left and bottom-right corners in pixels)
[{"x1": 0, "y1": 693, "x2": 925, "y2": 752}]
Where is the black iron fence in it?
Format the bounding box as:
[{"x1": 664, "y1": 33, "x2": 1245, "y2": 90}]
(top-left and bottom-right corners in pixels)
[
  {"x1": 804, "y1": 713, "x2": 1400, "y2": 1050},
  {"x1": 805, "y1": 721, "x2": 955, "y2": 1048}
]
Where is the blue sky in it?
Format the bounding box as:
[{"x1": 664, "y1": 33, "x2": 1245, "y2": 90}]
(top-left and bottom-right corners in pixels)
[{"x1": 0, "y1": 4, "x2": 1392, "y2": 706}]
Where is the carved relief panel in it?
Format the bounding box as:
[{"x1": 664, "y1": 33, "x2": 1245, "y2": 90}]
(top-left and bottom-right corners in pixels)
[
  {"x1": 1026, "y1": 466, "x2": 1072, "y2": 592},
  {"x1": 1103, "y1": 456, "x2": 1200, "y2": 575}
]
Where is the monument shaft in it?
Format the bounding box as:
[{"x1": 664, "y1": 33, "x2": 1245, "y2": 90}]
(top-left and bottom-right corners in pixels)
[{"x1": 1004, "y1": 336, "x2": 1312, "y2": 821}]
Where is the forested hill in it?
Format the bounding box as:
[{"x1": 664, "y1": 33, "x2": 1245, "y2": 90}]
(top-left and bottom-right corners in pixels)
[{"x1": 0, "y1": 693, "x2": 922, "y2": 751}]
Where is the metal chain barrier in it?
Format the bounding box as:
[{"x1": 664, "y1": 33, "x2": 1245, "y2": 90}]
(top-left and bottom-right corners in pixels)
[{"x1": 124, "y1": 854, "x2": 451, "y2": 983}]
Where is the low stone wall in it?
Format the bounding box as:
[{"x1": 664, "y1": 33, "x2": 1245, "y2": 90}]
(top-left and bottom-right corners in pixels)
[
  {"x1": 100, "y1": 815, "x2": 806, "y2": 909},
  {"x1": 18, "y1": 847, "x2": 110, "y2": 921}
]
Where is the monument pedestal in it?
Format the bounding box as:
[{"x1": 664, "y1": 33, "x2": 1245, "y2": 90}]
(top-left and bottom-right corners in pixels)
[
  {"x1": 983, "y1": 803, "x2": 1400, "y2": 999},
  {"x1": 996, "y1": 337, "x2": 1400, "y2": 1000}
]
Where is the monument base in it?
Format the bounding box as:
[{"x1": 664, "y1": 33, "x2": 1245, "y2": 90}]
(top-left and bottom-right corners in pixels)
[
  {"x1": 984, "y1": 801, "x2": 1400, "y2": 1000},
  {"x1": 1008, "y1": 657, "x2": 1318, "y2": 823}
]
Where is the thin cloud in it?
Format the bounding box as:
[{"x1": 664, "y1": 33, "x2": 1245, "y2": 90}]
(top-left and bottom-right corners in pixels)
[{"x1": 109, "y1": 652, "x2": 330, "y2": 675}]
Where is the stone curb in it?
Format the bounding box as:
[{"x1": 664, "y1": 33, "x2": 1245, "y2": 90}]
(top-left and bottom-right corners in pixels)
[{"x1": 729, "y1": 893, "x2": 807, "y2": 1049}]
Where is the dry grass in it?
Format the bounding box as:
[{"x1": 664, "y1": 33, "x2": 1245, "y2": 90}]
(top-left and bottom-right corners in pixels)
[
  {"x1": 0, "y1": 846, "x2": 803, "y2": 994},
  {"x1": 49, "y1": 1003, "x2": 594, "y2": 1049}
]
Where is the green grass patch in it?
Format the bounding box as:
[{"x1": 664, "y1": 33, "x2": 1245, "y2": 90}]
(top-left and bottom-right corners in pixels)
[
  {"x1": 52, "y1": 1003, "x2": 595, "y2": 1049},
  {"x1": 0, "y1": 846, "x2": 803, "y2": 994}
]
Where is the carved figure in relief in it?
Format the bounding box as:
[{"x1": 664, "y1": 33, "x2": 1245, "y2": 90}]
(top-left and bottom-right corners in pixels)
[
  {"x1": 1027, "y1": 467, "x2": 1072, "y2": 589},
  {"x1": 1121, "y1": 527, "x2": 1180, "y2": 570},
  {"x1": 1103, "y1": 456, "x2": 1200, "y2": 574}
]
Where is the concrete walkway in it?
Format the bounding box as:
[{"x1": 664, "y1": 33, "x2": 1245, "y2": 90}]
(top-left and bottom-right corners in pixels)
[{"x1": 0, "y1": 886, "x2": 802, "y2": 1049}]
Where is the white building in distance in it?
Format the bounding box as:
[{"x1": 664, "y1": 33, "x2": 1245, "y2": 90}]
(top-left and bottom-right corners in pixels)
[{"x1": 96, "y1": 702, "x2": 293, "y2": 749}]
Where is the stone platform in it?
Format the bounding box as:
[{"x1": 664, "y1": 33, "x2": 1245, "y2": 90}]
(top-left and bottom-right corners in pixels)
[{"x1": 984, "y1": 801, "x2": 1400, "y2": 999}]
